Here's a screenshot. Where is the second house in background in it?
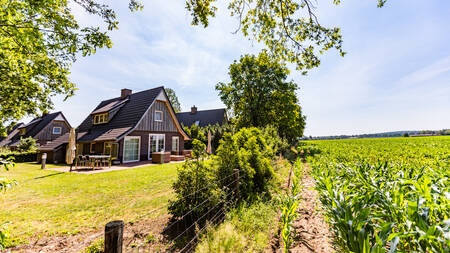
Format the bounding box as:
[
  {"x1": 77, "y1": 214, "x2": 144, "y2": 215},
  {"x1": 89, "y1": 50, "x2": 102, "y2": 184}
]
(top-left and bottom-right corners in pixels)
[
  {"x1": 0, "y1": 112, "x2": 71, "y2": 149},
  {"x1": 176, "y1": 106, "x2": 228, "y2": 127}
]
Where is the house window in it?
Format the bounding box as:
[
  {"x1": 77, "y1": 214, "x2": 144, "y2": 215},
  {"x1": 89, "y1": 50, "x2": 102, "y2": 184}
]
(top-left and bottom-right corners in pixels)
[
  {"x1": 52, "y1": 127, "x2": 62, "y2": 134},
  {"x1": 124, "y1": 136, "x2": 140, "y2": 163},
  {"x1": 93, "y1": 113, "x2": 108, "y2": 124},
  {"x1": 90, "y1": 142, "x2": 96, "y2": 153},
  {"x1": 154, "y1": 111, "x2": 163, "y2": 122},
  {"x1": 172, "y1": 136, "x2": 179, "y2": 152},
  {"x1": 149, "y1": 134, "x2": 165, "y2": 159},
  {"x1": 103, "y1": 142, "x2": 119, "y2": 159},
  {"x1": 104, "y1": 142, "x2": 111, "y2": 155}
]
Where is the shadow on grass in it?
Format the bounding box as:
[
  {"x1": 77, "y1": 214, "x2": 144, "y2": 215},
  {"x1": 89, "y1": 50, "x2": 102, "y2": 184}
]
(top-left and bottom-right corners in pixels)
[{"x1": 33, "y1": 171, "x2": 65, "y2": 180}]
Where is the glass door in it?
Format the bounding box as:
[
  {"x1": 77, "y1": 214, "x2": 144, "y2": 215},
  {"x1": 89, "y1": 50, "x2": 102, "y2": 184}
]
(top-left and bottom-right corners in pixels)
[
  {"x1": 172, "y1": 136, "x2": 179, "y2": 153},
  {"x1": 149, "y1": 134, "x2": 165, "y2": 159},
  {"x1": 123, "y1": 136, "x2": 140, "y2": 162}
]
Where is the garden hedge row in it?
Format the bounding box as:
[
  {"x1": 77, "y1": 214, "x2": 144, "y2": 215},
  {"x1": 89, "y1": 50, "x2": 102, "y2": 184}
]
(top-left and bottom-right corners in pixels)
[{"x1": 0, "y1": 151, "x2": 38, "y2": 163}]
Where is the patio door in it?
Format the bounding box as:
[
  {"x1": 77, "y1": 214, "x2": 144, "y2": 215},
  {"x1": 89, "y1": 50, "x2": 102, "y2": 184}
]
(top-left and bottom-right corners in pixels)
[
  {"x1": 123, "y1": 136, "x2": 140, "y2": 163},
  {"x1": 149, "y1": 134, "x2": 165, "y2": 159}
]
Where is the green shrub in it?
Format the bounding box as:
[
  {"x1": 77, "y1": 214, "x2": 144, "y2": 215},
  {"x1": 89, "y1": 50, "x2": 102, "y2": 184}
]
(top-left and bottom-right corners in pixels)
[
  {"x1": 169, "y1": 140, "x2": 223, "y2": 222},
  {"x1": 0, "y1": 151, "x2": 37, "y2": 163},
  {"x1": 183, "y1": 123, "x2": 235, "y2": 153},
  {"x1": 261, "y1": 125, "x2": 290, "y2": 156},
  {"x1": 17, "y1": 137, "x2": 37, "y2": 152},
  {"x1": 215, "y1": 127, "x2": 274, "y2": 200}
]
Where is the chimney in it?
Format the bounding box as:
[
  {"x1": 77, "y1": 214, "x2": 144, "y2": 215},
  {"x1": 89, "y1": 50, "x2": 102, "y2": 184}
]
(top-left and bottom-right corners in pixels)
[
  {"x1": 190, "y1": 105, "x2": 197, "y2": 114},
  {"x1": 121, "y1": 88, "x2": 132, "y2": 99}
]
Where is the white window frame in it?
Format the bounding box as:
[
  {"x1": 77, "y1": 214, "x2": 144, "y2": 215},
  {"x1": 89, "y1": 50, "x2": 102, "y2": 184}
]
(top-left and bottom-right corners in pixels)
[
  {"x1": 123, "y1": 136, "x2": 141, "y2": 163},
  {"x1": 90, "y1": 142, "x2": 96, "y2": 153},
  {"x1": 52, "y1": 126, "x2": 62, "y2": 134},
  {"x1": 148, "y1": 134, "x2": 165, "y2": 160},
  {"x1": 93, "y1": 113, "x2": 108, "y2": 124},
  {"x1": 172, "y1": 136, "x2": 179, "y2": 152},
  {"x1": 154, "y1": 110, "x2": 163, "y2": 122}
]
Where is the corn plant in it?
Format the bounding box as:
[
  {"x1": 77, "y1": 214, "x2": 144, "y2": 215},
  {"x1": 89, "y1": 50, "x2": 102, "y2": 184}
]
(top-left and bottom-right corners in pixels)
[
  {"x1": 279, "y1": 165, "x2": 303, "y2": 252},
  {"x1": 304, "y1": 136, "x2": 450, "y2": 253}
]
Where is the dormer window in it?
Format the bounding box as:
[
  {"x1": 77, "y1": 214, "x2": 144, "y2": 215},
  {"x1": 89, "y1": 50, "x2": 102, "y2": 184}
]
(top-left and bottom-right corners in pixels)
[
  {"x1": 93, "y1": 113, "x2": 108, "y2": 124},
  {"x1": 154, "y1": 111, "x2": 163, "y2": 122},
  {"x1": 52, "y1": 127, "x2": 62, "y2": 134}
]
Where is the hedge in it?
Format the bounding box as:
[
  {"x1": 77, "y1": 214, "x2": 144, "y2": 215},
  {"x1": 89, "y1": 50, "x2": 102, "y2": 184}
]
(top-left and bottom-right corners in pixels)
[{"x1": 0, "y1": 151, "x2": 38, "y2": 163}]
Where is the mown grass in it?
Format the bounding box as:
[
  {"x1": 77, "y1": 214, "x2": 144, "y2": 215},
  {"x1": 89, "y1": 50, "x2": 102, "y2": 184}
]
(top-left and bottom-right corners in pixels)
[{"x1": 0, "y1": 162, "x2": 180, "y2": 245}]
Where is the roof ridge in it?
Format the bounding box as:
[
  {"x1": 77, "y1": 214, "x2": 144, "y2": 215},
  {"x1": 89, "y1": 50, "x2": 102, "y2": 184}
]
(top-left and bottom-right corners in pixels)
[
  {"x1": 96, "y1": 86, "x2": 165, "y2": 104},
  {"x1": 177, "y1": 108, "x2": 226, "y2": 114}
]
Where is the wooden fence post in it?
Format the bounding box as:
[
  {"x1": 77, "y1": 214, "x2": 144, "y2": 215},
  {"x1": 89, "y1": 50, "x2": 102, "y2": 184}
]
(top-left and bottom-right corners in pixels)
[
  {"x1": 287, "y1": 166, "x2": 293, "y2": 190},
  {"x1": 41, "y1": 153, "x2": 47, "y2": 170},
  {"x1": 104, "y1": 220, "x2": 124, "y2": 253},
  {"x1": 233, "y1": 169, "x2": 240, "y2": 201}
]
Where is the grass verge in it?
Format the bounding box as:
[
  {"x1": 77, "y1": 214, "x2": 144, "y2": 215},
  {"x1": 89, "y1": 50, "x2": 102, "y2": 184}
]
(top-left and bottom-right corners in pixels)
[
  {"x1": 195, "y1": 200, "x2": 278, "y2": 253},
  {"x1": 0, "y1": 162, "x2": 180, "y2": 246}
]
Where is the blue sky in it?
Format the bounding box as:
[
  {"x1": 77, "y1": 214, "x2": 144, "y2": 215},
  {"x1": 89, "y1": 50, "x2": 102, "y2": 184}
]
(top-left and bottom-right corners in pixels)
[{"x1": 44, "y1": 0, "x2": 450, "y2": 136}]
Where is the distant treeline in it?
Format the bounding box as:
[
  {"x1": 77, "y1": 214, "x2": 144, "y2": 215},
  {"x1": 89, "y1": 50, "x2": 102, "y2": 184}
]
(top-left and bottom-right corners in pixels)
[{"x1": 302, "y1": 129, "x2": 450, "y2": 140}]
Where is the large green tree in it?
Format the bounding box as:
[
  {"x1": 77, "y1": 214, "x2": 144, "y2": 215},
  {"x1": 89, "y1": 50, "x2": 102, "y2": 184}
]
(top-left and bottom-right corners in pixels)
[
  {"x1": 0, "y1": 0, "x2": 142, "y2": 135},
  {"x1": 186, "y1": 0, "x2": 386, "y2": 72},
  {"x1": 165, "y1": 88, "x2": 182, "y2": 113},
  {"x1": 216, "y1": 52, "x2": 305, "y2": 142}
]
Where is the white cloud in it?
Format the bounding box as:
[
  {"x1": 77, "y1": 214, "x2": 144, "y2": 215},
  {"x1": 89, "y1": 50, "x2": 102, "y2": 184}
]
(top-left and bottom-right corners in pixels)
[{"x1": 28, "y1": 0, "x2": 449, "y2": 136}]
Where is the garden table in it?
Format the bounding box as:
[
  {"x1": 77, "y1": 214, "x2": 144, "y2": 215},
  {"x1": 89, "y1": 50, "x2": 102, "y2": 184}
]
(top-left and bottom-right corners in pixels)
[{"x1": 88, "y1": 155, "x2": 112, "y2": 169}]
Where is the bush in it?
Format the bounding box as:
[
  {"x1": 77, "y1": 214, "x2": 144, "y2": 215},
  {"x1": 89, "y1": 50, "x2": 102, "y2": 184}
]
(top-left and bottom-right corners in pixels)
[
  {"x1": 260, "y1": 125, "x2": 290, "y2": 156},
  {"x1": 168, "y1": 140, "x2": 223, "y2": 222},
  {"x1": 215, "y1": 128, "x2": 274, "y2": 200},
  {"x1": 17, "y1": 137, "x2": 37, "y2": 152},
  {"x1": 0, "y1": 151, "x2": 37, "y2": 163},
  {"x1": 183, "y1": 123, "x2": 235, "y2": 153}
]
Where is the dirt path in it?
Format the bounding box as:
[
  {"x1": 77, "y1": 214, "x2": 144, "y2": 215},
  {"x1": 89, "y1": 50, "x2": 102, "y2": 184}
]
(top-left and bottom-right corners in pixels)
[{"x1": 290, "y1": 163, "x2": 334, "y2": 253}]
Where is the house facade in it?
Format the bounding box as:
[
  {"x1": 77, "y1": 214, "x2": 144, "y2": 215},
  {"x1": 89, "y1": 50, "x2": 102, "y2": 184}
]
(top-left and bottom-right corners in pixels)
[
  {"x1": 74, "y1": 87, "x2": 189, "y2": 163},
  {"x1": 0, "y1": 112, "x2": 71, "y2": 148}
]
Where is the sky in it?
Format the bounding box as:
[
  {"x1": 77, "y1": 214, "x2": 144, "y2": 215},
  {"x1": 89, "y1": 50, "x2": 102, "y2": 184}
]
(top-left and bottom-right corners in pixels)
[{"x1": 39, "y1": 0, "x2": 450, "y2": 136}]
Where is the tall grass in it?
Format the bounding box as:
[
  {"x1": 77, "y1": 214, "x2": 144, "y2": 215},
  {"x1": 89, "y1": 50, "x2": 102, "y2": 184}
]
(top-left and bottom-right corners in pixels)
[{"x1": 195, "y1": 200, "x2": 278, "y2": 252}]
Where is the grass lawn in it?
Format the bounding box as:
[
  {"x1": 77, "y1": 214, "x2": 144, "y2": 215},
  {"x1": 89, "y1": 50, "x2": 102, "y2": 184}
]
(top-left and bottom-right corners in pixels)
[{"x1": 0, "y1": 162, "x2": 180, "y2": 244}]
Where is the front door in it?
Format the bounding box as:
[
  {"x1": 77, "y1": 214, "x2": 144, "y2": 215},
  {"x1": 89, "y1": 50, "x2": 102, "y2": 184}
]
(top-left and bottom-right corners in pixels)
[{"x1": 149, "y1": 134, "x2": 165, "y2": 160}]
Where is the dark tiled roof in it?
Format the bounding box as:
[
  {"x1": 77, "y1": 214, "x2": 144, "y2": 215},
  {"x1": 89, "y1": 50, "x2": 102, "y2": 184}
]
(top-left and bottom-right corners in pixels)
[
  {"x1": 76, "y1": 86, "x2": 164, "y2": 142},
  {"x1": 39, "y1": 133, "x2": 69, "y2": 151},
  {"x1": 176, "y1": 108, "x2": 227, "y2": 127},
  {"x1": 0, "y1": 123, "x2": 23, "y2": 142},
  {"x1": 6, "y1": 112, "x2": 64, "y2": 146},
  {"x1": 91, "y1": 98, "x2": 128, "y2": 115},
  {"x1": 39, "y1": 132, "x2": 87, "y2": 151}
]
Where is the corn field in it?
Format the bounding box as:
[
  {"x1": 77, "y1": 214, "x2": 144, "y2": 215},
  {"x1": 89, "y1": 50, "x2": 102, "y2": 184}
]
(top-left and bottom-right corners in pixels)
[
  {"x1": 279, "y1": 160, "x2": 303, "y2": 251},
  {"x1": 301, "y1": 136, "x2": 450, "y2": 252}
]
